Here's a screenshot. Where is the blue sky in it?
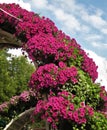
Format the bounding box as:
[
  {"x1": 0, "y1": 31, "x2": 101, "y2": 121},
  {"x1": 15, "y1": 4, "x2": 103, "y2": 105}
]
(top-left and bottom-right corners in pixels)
[
  {"x1": 0, "y1": 0, "x2": 107, "y2": 89},
  {"x1": 78, "y1": 0, "x2": 107, "y2": 13}
]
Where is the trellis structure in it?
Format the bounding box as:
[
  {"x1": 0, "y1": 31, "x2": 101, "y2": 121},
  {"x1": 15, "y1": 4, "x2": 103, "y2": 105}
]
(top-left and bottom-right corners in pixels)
[
  {"x1": 4, "y1": 108, "x2": 35, "y2": 130},
  {"x1": 0, "y1": 28, "x2": 22, "y2": 49}
]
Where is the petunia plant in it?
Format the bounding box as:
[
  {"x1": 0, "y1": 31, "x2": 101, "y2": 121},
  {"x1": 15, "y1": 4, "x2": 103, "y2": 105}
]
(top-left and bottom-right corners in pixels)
[{"x1": 0, "y1": 3, "x2": 107, "y2": 130}]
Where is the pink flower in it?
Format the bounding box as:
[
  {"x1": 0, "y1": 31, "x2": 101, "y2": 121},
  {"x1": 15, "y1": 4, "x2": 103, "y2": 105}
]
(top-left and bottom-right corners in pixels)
[
  {"x1": 69, "y1": 103, "x2": 74, "y2": 111},
  {"x1": 20, "y1": 91, "x2": 30, "y2": 102},
  {"x1": 68, "y1": 111, "x2": 73, "y2": 119},
  {"x1": 52, "y1": 112, "x2": 58, "y2": 118},
  {"x1": 73, "y1": 111, "x2": 79, "y2": 122},
  {"x1": 59, "y1": 61, "x2": 66, "y2": 68},
  {"x1": 0, "y1": 102, "x2": 8, "y2": 112},
  {"x1": 80, "y1": 102, "x2": 85, "y2": 107},
  {"x1": 87, "y1": 106, "x2": 94, "y2": 116},
  {"x1": 79, "y1": 118, "x2": 86, "y2": 124},
  {"x1": 47, "y1": 117, "x2": 53, "y2": 123},
  {"x1": 78, "y1": 108, "x2": 85, "y2": 117}
]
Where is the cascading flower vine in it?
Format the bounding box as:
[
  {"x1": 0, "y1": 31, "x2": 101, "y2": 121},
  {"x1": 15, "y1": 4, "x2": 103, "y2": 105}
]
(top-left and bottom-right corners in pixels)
[{"x1": 80, "y1": 50, "x2": 98, "y2": 82}]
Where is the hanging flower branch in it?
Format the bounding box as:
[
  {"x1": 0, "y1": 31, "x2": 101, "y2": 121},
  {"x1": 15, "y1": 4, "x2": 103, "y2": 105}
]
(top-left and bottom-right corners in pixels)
[{"x1": 0, "y1": 90, "x2": 36, "y2": 113}]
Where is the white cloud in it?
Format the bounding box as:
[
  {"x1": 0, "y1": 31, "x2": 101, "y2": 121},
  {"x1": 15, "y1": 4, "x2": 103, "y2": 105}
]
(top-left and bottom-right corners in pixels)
[
  {"x1": 90, "y1": 42, "x2": 107, "y2": 49},
  {"x1": 81, "y1": 11, "x2": 107, "y2": 35},
  {"x1": 101, "y1": 28, "x2": 107, "y2": 34},
  {"x1": 31, "y1": 0, "x2": 48, "y2": 9},
  {"x1": 0, "y1": 0, "x2": 31, "y2": 11},
  {"x1": 85, "y1": 49, "x2": 107, "y2": 90},
  {"x1": 31, "y1": 0, "x2": 90, "y2": 34},
  {"x1": 53, "y1": 1, "x2": 90, "y2": 34},
  {"x1": 84, "y1": 33, "x2": 107, "y2": 49},
  {"x1": 90, "y1": 15, "x2": 106, "y2": 27},
  {"x1": 53, "y1": 8, "x2": 81, "y2": 33},
  {"x1": 86, "y1": 34, "x2": 102, "y2": 41}
]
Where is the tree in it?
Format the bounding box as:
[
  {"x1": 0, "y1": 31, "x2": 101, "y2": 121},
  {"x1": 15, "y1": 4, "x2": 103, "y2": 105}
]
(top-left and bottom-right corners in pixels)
[{"x1": 0, "y1": 49, "x2": 34, "y2": 103}]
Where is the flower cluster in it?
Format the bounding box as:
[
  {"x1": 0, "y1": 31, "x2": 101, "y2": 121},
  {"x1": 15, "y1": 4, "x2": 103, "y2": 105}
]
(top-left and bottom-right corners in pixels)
[
  {"x1": 0, "y1": 3, "x2": 22, "y2": 25},
  {"x1": 57, "y1": 65, "x2": 78, "y2": 85},
  {"x1": 29, "y1": 63, "x2": 58, "y2": 92},
  {"x1": 29, "y1": 63, "x2": 78, "y2": 93},
  {"x1": 26, "y1": 33, "x2": 80, "y2": 63},
  {"x1": 0, "y1": 102, "x2": 8, "y2": 112},
  {"x1": 16, "y1": 16, "x2": 58, "y2": 41},
  {"x1": 0, "y1": 90, "x2": 36, "y2": 112},
  {"x1": 34, "y1": 91, "x2": 94, "y2": 129},
  {"x1": 20, "y1": 91, "x2": 30, "y2": 102},
  {"x1": 80, "y1": 50, "x2": 98, "y2": 82},
  {"x1": 100, "y1": 86, "x2": 107, "y2": 112}
]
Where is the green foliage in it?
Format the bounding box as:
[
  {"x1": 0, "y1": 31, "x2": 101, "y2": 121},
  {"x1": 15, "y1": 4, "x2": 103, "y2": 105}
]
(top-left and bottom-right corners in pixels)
[
  {"x1": 0, "y1": 49, "x2": 34, "y2": 103},
  {"x1": 62, "y1": 68, "x2": 101, "y2": 109},
  {"x1": 86, "y1": 112, "x2": 107, "y2": 130},
  {"x1": 69, "y1": 111, "x2": 107, "y2": 130}
]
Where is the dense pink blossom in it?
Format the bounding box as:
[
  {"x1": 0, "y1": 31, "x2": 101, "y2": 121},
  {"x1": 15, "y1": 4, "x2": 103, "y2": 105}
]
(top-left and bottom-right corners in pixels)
[
  {"x1": 34, "y1": 91, "x2": 94, "y2": 129},
  {"x1": 26, "y1": 33, "x2": 80, "y2": 63},
  {"x1": 29, "y1": 64, "x2": 78, "y2": 93},
  {"x1": 29, "y1": 64, "x2": 58, "y2": 92},
  {"x1": 80, "y1": 50, "x2": 98, "y2": 82},
  {"x1": 0, "y1": 90, "x2": 36, "y2": 112}
]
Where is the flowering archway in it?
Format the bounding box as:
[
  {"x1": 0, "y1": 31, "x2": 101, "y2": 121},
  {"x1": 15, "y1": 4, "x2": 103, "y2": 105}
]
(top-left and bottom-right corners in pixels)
[{"x1": 0, "y1": 3, "x2": 107, "y2": 130}]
